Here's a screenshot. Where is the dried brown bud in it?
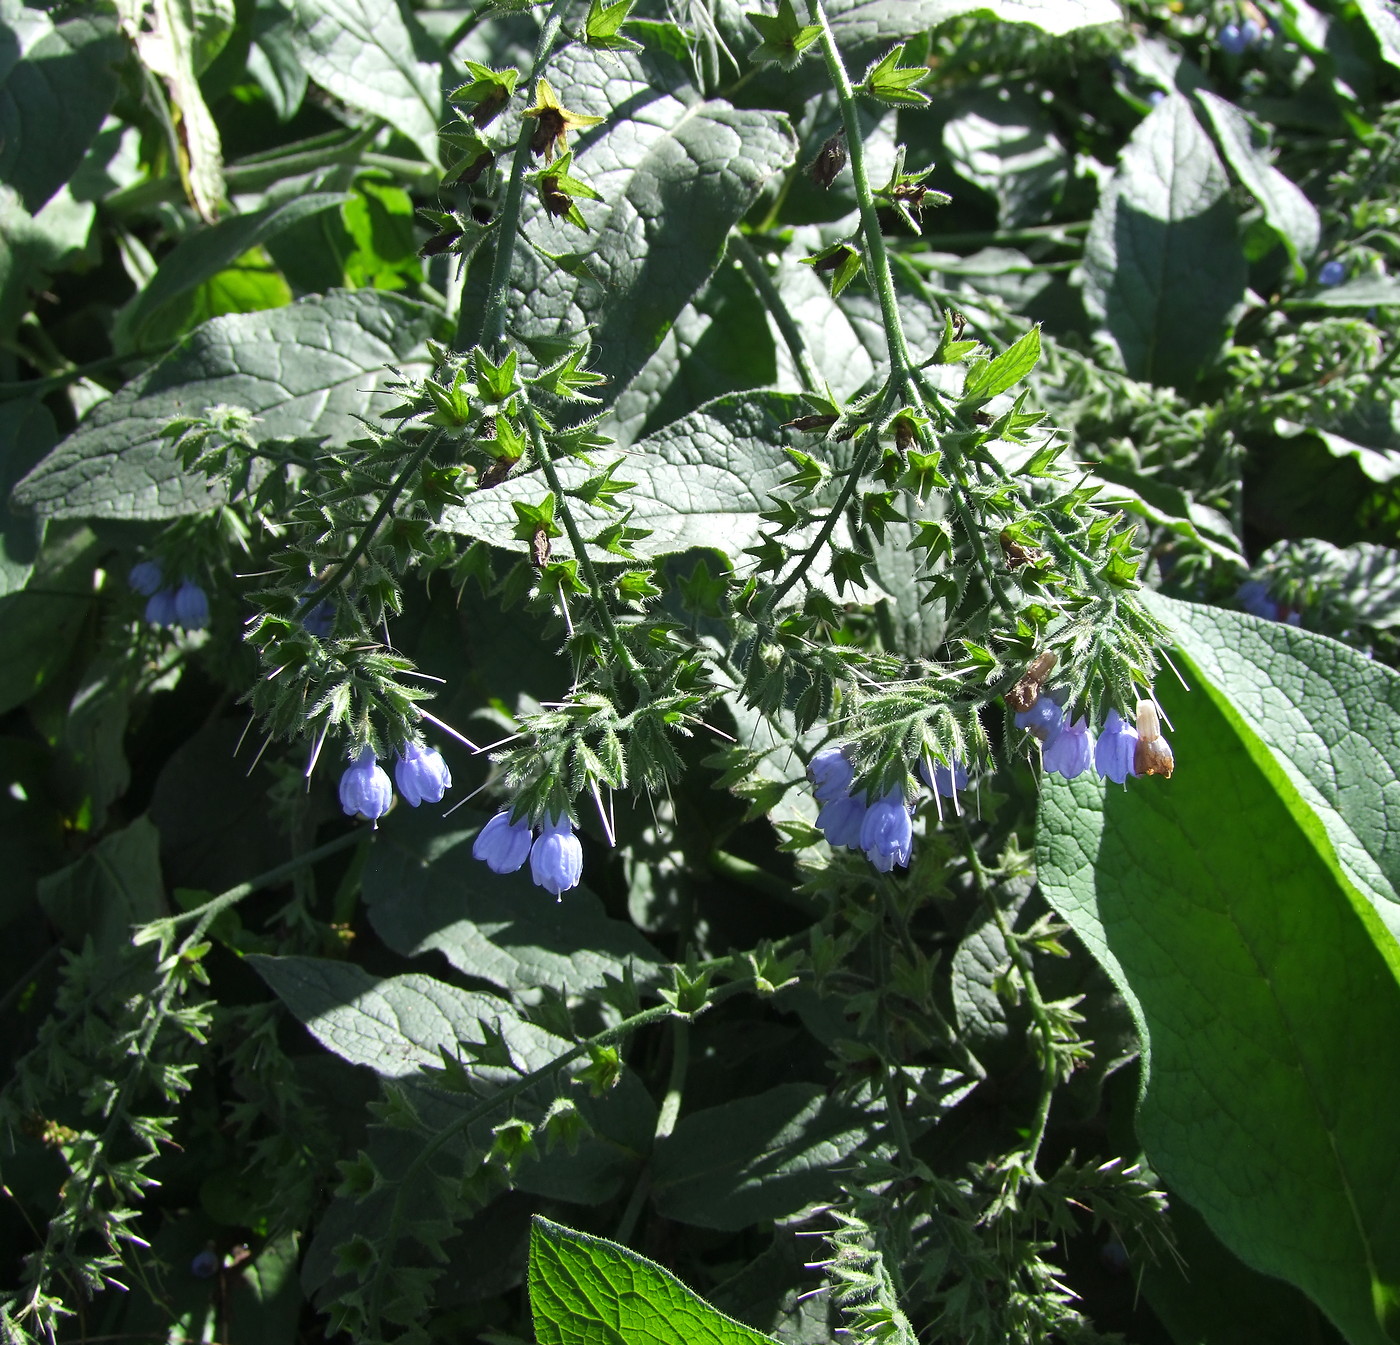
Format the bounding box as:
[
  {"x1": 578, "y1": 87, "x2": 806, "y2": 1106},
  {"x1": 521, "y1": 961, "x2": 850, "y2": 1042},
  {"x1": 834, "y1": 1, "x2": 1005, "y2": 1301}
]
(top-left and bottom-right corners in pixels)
[
  {"x1": 420, "y1": 227, "x2": 464, "y2": 258},
  {"x1": 812, "y1": 246, "x2": 855, "y2": 274},
  {"x1": 999, "y1": 529, "x2": 1042, "y2": 569},
  {"x1": 454, "y1": 150, "x2": 495, "y2": 186},
  {"x1": 540, "y1": 179, "x2": 575, "y2": 219},
  {"x1": 894, "y1": 417, "x2": 915, "y2": 452},
  {"x1": 1134, "y1": 735, "x2": 1174, "y2": 778},
  {"x1": 478, "y1": 455, "x2": 517, "y2": 489},
  {"x1": 1004, "y1": 650, "x2": 1058, "y2": 713},
  {"x1": 471, "y1": 88, "x2": 510, "y2": 128},
  {"x1": 530, "y1": 108, "x2": 566, "y2": 158},
  {"x1": 530, "y1": 525, "x2": 552, "y2": 568},
  {"x1": 782, "y1": 414, "x2": 839, "y2": 432},
  {"x1": 809, "y1": 132, "x2": 847, "y2": 189}
]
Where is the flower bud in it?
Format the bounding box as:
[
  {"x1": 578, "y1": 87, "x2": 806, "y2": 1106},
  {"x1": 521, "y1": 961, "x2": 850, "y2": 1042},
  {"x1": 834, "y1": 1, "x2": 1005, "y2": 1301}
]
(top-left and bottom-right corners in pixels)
[
  {"x1": 145, "y1": 588, "x2": 178, "y2": 628},
  {"x1": 817, "y1": 792, "x2": 868, "y2": 849},
  {"x1": 1005, "y1": 650, "x2": 1057, "y2": 713},
  {"x1": 807, "y1": 746, "x2": 855, "y2": 803},
  {"x1": 1015, "y1": 696, "x2": 1064, "y2": 743},
  {"x1": 918, "y1": 756, "x2": 968, "y2": 798}
]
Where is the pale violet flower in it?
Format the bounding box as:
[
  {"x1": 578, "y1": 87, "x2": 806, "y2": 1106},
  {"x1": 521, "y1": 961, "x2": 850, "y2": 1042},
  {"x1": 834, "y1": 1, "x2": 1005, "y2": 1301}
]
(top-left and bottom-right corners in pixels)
[
  {"x1": 1318, "y1": 259, "x2": 1346, "y2": 287},
  {"x1": 1094, "y1": 710, "x2": 1138, "y2": 785},
  {"x1": 473, "y1": 810, "x2": 533, "y2": 873},
  {"x1": 1015, "y1": 697, "x2": 1064, "y2": 743},
  {"x1": 859, "y1": 788, "x2": 913, "y2": 873},
  {"x1": 339, "y1": 748, "x2": 393, "y2": 822},
  {"x1": 173, "y1": 580, "x2": 209, "y2": 630},
  {"x1": 807, "y1": 746, "x2": 855, "y2": 803},
  {"x1": 919, "y1": 756, "x2": 968, "y2": 798},
  {"x1": 395, "y1": 741, "x2": 451, "y2": 806},
  {"x1": 128, "y1": 560, "x2": 164, "y2": 596},
  {"x1": 817, "y1": 792, "x2": 868, "y2": 849},
  {"x1": 530, "y1": 814, "x2": 583, "y2": 897},
  {"x1": 1043, "y1": 717, "x2": 1094, "y2": 780},
  {"x1": 145, "y1": 589, "x2": 178, "y2": 628}
]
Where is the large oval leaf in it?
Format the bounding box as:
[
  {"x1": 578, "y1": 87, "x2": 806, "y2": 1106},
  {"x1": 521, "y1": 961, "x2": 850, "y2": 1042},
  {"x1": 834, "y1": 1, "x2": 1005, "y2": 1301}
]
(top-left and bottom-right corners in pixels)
[{"x1": 1038, "y1": 598, "x2": 1400, "y2": 1345}]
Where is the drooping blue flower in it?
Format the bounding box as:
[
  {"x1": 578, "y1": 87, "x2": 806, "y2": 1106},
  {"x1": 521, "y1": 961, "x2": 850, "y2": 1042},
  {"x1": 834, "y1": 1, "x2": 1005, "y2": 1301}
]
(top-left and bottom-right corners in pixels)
[
  {"x1": 1318, "y1": 259, "x2": 1346, "y2": 287},
  {"x1": 173, "y1": 579, "x2": 209, "y2": 630},
  {"x1": 919, "y1": 756, "x2": 968, "y2": 798},
  {"x1": 1239, "y1": 17, "x2": 1262, "y2": 46},
  {"x1": 395, "y1": 741, "x2": 452, "y2": 806},
  {"x1": 1014, "y1": 696, "x2": 1064, "y2": 743},
  {"x1": 1094, "y1": 710, "x2": 1139, "y2": 785},
  {"x1": 1237, "y1": 579, "x2": 1279, "y2": 620},
  {"x1": 339, "y1": 747, "x2": 393, "y2": 822},
  {"x1": 190, "y1": 1249, "x2": 219, "y2": 1279},
  {"x1": 1217, "y1": 21, "x2": 1247, "y2": 53},
  {"x1": 1147, "y1": 89, "x2": 1166, "y2": 107},
  {"x1": 807, "y1": 745, "x2": 855, "y2": 803},
  {"x1": 859, "y1": 788, "x2": 913, "y2": 873},
  {"x1": 817, "y1": 791, "x2": 868, "y2": 849},
  {"x1": 302, "y1": 599, "x2": 335, "y2": 638},
  {"x1": 1043, "y1": 717, "x2": 1094, "y2": 780},
  {"x1": 530, "y1": 814, "x2": 583, "y2": 897},
  {"x1": 128, "y1": 560, "x2": 164, "y2": 596},
  {"x1": 145, "y1": 588, "x2": 178, "y2": 628},
  {"x1": 472, "y1": 809, "x2": 533, "y2": 873}
]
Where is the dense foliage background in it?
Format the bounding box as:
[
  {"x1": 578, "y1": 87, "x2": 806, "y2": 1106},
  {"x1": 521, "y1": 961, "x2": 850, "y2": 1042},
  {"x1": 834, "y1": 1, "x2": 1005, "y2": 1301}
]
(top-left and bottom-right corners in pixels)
[{"x1": 3, "y1": 1, "x2": 1400, "y2": 1343}]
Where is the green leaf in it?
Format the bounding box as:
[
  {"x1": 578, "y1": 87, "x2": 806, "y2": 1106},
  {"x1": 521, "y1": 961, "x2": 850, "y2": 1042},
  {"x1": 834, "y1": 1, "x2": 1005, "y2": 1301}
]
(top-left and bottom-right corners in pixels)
[
  {"x1": 118, "y1": 192, "x2": 350, "y2": 349},
  {"x1": 1195, "y1": 91, "x2": 1320, "y2": 279},
  {"x1": 13, "y1": 291, "x2": 448, "y2": 522},
  {"x1": 0, "y1": 0, "x2": 122, "y2": 213},
  {"x1": 441, "y1": 392, "x2": 809, "y2": 565},
  {"x1": 941, "y1": 89, "x2": 1068, "y2": 230},
  {"x1": 38, "y1": 815, "x2": 167, "y2": 956},
  {"x1": 584, "y1": 0, "x2": 643, "y2": 54},
  {"x1": 0, "y1": 398, "x2": 54, "y2": 595},
  {"x1": 649, "y1": 1084, "x2": 866, "y2": 1230},
  {"x1": 860, "y1": 44, "x2": 931, "y2": 108},
  {"x1": 0, "y1": 182, "x2": 95, "y2": 342},
  {"x1": 529, "y1": 1217, "x2": 779, "y2": 1345},
  {"x1": 1037, "y1": 597, "x2": 1400, "y2": 1345},
  {"x1": 361, "y1": 809, "x2": 664, "y2": 997},
  {"x1": 469, "y1": 44, "x2": 793, "y2": 405},
  {"x1": 746, "y1": 0, "x2": 821, "y2": 69},
  {"x1": 286, "y1": 0, "x2": 444, "y2": 167},
  {"x1": 1082, "y1": 96, "x2": 1246, "y2": 391},
  {"x1": 1355, "y1": 0, "x2": 1400, "y2": 70},
  {"x1": 1284, "y1": 276, "x2": 1400, "y2": 309},
  {"x1": 249, "y1": 954, "x2": 571, "y2": 1079},
  {"x1": 962, "y1": 325, "x2": 1041, "y2": 403},
  {"x1": 825, "y1": 0, "x2": 1120, "y2": 45}
]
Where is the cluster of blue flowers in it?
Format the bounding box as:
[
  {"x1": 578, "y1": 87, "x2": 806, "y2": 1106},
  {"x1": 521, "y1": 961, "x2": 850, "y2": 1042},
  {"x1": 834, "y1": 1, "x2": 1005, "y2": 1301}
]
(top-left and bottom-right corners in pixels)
[
  {"x1": 808, "y1": 746, "x2": 969, "y2": 873},
  {"x1": 1217, "y1": 16, "x2": 1263, "y2": 54},
  {"x1": 129, "y1": 561, "x2": 209, "y2": 631},
  {"x1": 472, "y1": 810, "x2": 583, "y2": 897},
  {"x1": 339, "y1": 741, "x2": 452, "y2": 824},
  {"x1": 1016, "y1": 692, "x2": 1173, "y2": 783}
]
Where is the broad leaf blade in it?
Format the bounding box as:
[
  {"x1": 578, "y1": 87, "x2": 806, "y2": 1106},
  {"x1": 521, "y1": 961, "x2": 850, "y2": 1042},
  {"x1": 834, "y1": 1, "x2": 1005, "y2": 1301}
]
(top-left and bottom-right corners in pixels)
[
  {"x1": 0, "y1": 1, "x2": 122, "y2": 213},
  {"x1": 472, "y1": 43, "x2": 793, "y2": 403},
  {"x1": 1037, "y1": 602, "x2": 1400, "y2": 1345},
  {"x1": 287, "y1": 0, "x2": 443, "y2": 167},
  {"x1": 13, "y1": 291, "x2": 447, "y2": 521},
  {"x1": 529, "y1": 1217, "x2": 778, "y2": 1345},
  {"x1": 1082, "y1": 96, "x2": 1246, "y2": 390},
  {"x1": 826, "y1": 0, "x2": 1120, "y2": 44},
  {"x1": 649, "y1": 1084, "x2": 866, "y2": 1230},
  {"x1": 1195, "y1": 90, "x2": 1320, "y2": 277},
  {"x1": 362, "y1": 810, "x2": 664, "y2": 996},
  {"x1": 119, "y1": 191, "x2": 351, "y2": 348}
]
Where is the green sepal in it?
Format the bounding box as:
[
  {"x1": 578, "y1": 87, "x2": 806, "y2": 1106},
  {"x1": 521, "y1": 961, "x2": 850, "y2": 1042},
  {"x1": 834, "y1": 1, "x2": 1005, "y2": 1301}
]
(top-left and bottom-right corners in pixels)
[
  {"x1": 582, "y1": 0, "x2": 643, "y2": 53},
  {"x1": 746, "y1": 0, "x2": 821, "y2": 69},
  {"x1": 860, "y1": 43, "x2": 931, "y2": 107}
]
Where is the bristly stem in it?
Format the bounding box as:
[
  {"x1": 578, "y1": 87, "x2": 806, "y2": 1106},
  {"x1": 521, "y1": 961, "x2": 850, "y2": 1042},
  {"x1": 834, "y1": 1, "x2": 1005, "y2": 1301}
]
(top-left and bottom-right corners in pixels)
[
  {"x1": 296, "y1": 429, "x2": 443, "y2": 618},
  {"x1": 469, "y1": 0, "x2": 574, "y2": 353},
  {"x1": 524, "y1": 411, "x2": 643, "y2": 682},
  {"x1": 807, "y1": 0, "x2": 913, "y2": 380},
  {"x1": 731, "y1": 231, "x2": 824, "y2": 394}
]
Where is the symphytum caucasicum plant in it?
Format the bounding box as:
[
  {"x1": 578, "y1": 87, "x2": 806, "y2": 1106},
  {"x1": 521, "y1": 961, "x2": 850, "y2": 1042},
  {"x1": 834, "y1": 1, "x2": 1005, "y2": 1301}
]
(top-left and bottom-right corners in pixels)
[{"x1": 3, "y1": 0, "x2": 1400, "y2": 1342}]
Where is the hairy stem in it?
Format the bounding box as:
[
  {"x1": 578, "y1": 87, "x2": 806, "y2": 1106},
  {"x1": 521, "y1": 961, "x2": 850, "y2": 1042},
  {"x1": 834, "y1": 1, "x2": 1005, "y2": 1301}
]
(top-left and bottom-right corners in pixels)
[
  {"x1": 469, "y1": 0, "x2": 574, "y2": 353},
  {"x1": 731, "y1": 231, "x2": 823, "y2": 394}
]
